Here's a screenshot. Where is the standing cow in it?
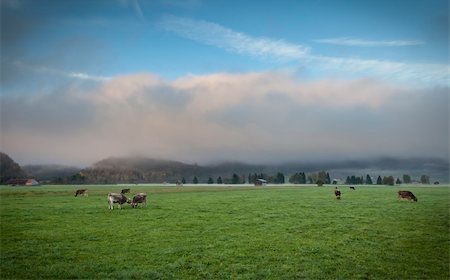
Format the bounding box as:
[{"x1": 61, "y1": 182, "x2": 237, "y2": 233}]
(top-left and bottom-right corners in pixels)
[
  {"x1": 130, "y1": 193, "x2": 147, "y2": 208},
  {"x1": 75, "y1": 189, "x2": 88, "y2": 197},
  {"x1": 398, "y1": 191, "x2": 418, "y2": 202},
  {"x1": 108, "y1": 193, "x2": 130, "y2": 209},
  {"x1": 334, "y1": 187, "x2": 341, "y2": 200}
]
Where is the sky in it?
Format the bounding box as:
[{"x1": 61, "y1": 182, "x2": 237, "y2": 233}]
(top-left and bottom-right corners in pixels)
[{"x1": 0, "y1": 0, "x2": 449, "y2": 166}]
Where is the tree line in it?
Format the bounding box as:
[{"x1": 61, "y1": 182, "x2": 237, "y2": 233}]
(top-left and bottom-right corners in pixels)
[{"x1": 180, "y1": 171, "x2": 432, "y2": 186}]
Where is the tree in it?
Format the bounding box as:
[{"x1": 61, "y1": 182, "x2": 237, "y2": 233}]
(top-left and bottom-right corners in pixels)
[
  {"x1": 346, "y1": 176, "x2": 351, "y2": 185},
  {"x1": 396, "y1": 178, "x2": 402, "y2": 185},
  {"x1": 366, "y1": 174, "x2": 373, "y2": 185},
  {"x1": 403, "y1": 174, "x2": 411, "y2": 184},
  {"x1": 420, "y1": 175, "x2": 430, "y2": 184},
  {"x1": 316, "y1": 179, "x2": 324, "y2": 187},
  {"x1": 376, "y1": 176, "x2": 382, "y2": 185},
  {"x1": 231, "y1": 174, "x2": 240, "y2": 184},
  {"x1": 299, "y1": 172, "x2": 306, "y2": 184},
  {"x1": 181, "y1": 177, "x2": 186, "y2": 184},
  {"x1": 207, "y1": 177, "x2": 214, "y2": 184},
  {"x1": 308, "y1": 173, "x2": 318, "y2": 184},
  {"x1": 326, "y1": 172, "x2": 331, "y2": 184},
  {"x1": 193, "y1": 176, "x2": 198, "y2": 184},
  {"x1": 289, "y1": 173, "x2": 299, "y2": 184},
  {"x1": 275, "y1": 172, "x2": 285, "y2": 184},
  {"x1": 383, "y1": 176, "x2": 394, "y2": 186},
  {"x1": 217, "y1": 176, "x2": 223, "y2": 184},
  {"x1": 317, "y1": 171, "x2": 327, "y2": 184}
]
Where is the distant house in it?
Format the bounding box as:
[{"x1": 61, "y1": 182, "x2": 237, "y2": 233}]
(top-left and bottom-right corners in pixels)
[
  {"x1": 7, "y1": 179, "x2": 40, "y2": 186},
  {"x1": 254, "y1": 179, "x2": 267, "y2": 186}
]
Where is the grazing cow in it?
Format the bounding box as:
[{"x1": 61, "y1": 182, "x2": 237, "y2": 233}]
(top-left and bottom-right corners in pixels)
[
  {"x1": 398, "y1": 191, "x2": 417, "y2": 202},
  {"x1": 108, "y1": 193, "x2": 130, "y2": 209},
  {"x1": 334, "y1": 187, "x2": 341, "y2": 200},
  {"x1": 349, "y1": 186, "x2": 355, "y2": 190},
  {"x1": 121, "y1": 188, "x2": 131, "y2": 194},
  {"x1": 130, "y1": 193, "x2": 147, "y2": 208},
  {"x1": 75, "y1": 189, "x2": 88, "y2": 197}
]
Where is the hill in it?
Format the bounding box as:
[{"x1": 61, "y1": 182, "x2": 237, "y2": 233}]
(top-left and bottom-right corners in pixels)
[
  {"x1": 0, "y1": 152, "x2": 28, "y2": 183},
  {"x1": 22, "y1": 164, "x2": 81, "y2": 181},
  {"x1": 74, "y1": 156, "x2": 449, "y2": 184}
]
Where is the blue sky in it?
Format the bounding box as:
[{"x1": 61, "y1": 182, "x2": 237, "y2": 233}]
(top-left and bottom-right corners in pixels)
[{"x1": 1, "y1": 0, "x2": 449, "y2": 165}]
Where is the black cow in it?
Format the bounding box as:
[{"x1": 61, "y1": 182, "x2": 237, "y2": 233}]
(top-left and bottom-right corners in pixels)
[
  {"x1": 349, "y1": 186, "x2": 355, "y2": 190},
  {"x1": 121, "y1": 188, "x2": 131, "y2": 194},
  {"x1": 75, "y1": 189, "x2": 88, "y2": 197},
  {"x1": 398, "y1": 191, "x2": 417, "y2": 202},
  {"x1": 130, "y1": 193, "x2": 147, "y2": 208},
  {"x1": 334, "y1": 187, "x2": 341, "y2": 200},
  {"x1": 108, "y1": 193, "x2": 130, "y2": 209}
]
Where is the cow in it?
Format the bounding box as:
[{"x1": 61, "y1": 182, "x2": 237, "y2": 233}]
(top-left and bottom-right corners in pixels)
[
  {"x1": 130, "y1": 193, "x2": 147, "y2": 208},
  {"x1": 398, "y1": 191, "x2": 417, "y2": 202},
  {"x1": 75, "y1": 189, "x2": 88, "y2": 197},
  {"x1": 121, "y1": 188, "x2": 131, "y2": 194},
  {"x1": 334, "y1": 187, "x2": 341, "y2": 200},
  {"x1": 349, "y1": 186, "x2": 355, "y2": 190},
  {"x1": 108, "y1": 193, "x2": 130, "y2": 209}
]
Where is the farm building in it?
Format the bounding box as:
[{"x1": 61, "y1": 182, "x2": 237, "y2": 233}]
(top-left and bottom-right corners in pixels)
[
  {"x1": 7, "y1": 179, "x2": 40, "y2": 186},
  {"x1": 254, "y1": 179, "x2": 267, "y2": 186}
]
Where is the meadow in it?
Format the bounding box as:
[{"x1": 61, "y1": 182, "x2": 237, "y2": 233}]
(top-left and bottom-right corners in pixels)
[{"x1": 0, "y1": 184, "x2": 448, "y2": 279}]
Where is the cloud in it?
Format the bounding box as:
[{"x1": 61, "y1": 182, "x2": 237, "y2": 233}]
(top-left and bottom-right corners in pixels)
[
  {"x1": 159, "y1": 16, "x2": 448, "y2": 87},
  {"x1": 158, "y1": 15, "x2": 310, "y2": 62},
  {"x1": 309, "y1": 55, "x2": 449, "y2": 87},
  {"x1": 1, "y1": 72, "x2": 448, "y2": 166},
  {"x1": 10, "y1": 60, "x2": 111, "y2": 82},
  {"x1": 314, "y1": 37, "x2": 425, "y2": 47}
]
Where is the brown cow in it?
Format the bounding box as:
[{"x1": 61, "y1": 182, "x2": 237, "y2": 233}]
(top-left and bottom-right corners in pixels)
[
  {"x1": 121, "y1": 188, "x2": 131, "y2": 194},
  {"x1": 398, "y1": 191, "x2": 417, "y2": 202},
  {"x1": 130, "y1": 193, "x2": 147, "y2": 208},
  {"x1": 334, "y1": 187, "x2": 341, "y2": 200},
  {"x1": 108, "y1": 193, "x2": 130, "y2": 209},
  {"x1": 75, "y1": 189, "x2": 88, "y2": 197}
]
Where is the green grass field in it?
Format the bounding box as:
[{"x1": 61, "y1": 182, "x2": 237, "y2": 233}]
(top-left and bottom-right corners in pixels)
[{"x1": 1, "y1": 185, "x2": 448, "y2": 279}]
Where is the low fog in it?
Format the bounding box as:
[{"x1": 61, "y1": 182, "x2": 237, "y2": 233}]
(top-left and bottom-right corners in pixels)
[{"x1": 1, "y1": 71, "x2": 448, "y2": 166}]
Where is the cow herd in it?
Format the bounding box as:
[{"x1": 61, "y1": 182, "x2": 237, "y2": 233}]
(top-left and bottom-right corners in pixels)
[
  {"x1": 75, "y1": 188, "x2": 148, "y2": 209},
  {"x1": 74, "y1": 186, "x2": 418, "y2": 209}
]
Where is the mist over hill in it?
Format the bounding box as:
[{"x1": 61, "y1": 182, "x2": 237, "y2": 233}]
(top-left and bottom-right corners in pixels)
[
  {"x1": 1, "y1": 152, "x2": 448, "y2": 184},
  {"x1": 76, "y1": 156, "x2": 449, "y2": 184},
  {"x1": 22, "y1": 165, "x2": 81, "y2": 181}
]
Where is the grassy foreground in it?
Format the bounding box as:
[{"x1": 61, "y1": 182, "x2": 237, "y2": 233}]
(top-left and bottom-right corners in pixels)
[{"x1": 1, "y1": 185, "x2": 449, "y2": 279}]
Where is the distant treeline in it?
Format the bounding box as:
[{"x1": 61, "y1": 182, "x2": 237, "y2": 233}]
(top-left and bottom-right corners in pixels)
[{"x1": 50, "y1": 170, "x2": 434, "y2": 185}]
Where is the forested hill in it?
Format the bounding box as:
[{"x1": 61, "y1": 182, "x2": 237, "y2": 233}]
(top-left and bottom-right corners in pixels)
[
  {"x1": 0, "y1": 152, "x2": 28, "y2": 183},
  {"x1": 69, "y1": 156, "x2": 449, "y2": 184},
  {"x1": 76, "y1": 157, "x2": 263, "y2": 184},
  {"x1": 1, "y1": 153, "x2": 448, "y2": 184}
]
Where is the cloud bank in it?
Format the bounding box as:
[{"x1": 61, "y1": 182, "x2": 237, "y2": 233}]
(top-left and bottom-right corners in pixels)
[{"x1": 1, "y1": 72, "x2": 448, "y2": 166}]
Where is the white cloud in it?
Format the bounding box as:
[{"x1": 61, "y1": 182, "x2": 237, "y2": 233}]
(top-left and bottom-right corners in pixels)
[
  {"x1": 309, "y1": 55, "x2": 449, "y2": 87},
  {"x1": 158, "y1": 16, "x2": 310, "y2": 62},
  {"x1": 314, "y1": 37, "x2": 425, "y2": 47}
]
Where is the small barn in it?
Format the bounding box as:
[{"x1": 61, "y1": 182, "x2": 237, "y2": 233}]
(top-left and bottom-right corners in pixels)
[
  {"x1": 254, "y1": 179, "x2": 267, "y2": 186},
  {"x1": 7, "y1": 179, "x2": 40, "y2": 186}
]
